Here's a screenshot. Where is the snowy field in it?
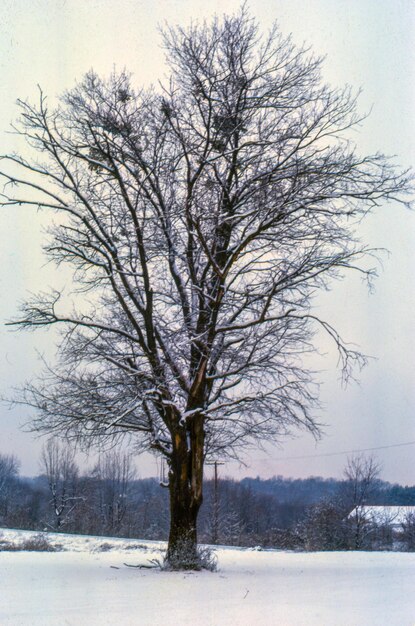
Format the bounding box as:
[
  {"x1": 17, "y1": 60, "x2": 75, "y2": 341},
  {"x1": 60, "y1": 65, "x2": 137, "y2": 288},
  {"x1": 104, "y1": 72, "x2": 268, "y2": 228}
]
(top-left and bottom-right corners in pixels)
[{"x1": 1, "y1": 528, "x2": 414, "y2": 625}]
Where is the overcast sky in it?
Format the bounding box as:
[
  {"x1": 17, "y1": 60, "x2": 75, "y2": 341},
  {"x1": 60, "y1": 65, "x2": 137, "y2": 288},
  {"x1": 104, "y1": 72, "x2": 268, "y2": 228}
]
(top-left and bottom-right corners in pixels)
[{"x1": 0, "y1": 0, "x2": 414, "y2": 484}]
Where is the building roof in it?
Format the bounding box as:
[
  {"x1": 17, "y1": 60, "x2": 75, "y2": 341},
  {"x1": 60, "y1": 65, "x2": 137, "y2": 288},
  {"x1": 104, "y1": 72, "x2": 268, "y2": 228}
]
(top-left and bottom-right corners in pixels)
[{"x1": 348, "y1": 505, "x2": 415, "y2": 526}]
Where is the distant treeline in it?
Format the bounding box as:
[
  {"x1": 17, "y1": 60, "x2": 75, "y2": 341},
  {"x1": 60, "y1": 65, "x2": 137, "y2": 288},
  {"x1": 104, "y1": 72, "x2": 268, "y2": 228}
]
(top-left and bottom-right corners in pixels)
[
  {"x1": 1, "y1": 449, "x2": 414, "y2": 549},
  {"x1": 240, "y1": 475, "x2": 415, "y2": 507}
]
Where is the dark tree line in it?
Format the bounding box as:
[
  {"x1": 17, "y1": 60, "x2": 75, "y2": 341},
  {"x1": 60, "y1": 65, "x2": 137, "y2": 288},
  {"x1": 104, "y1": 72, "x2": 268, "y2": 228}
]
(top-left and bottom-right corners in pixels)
[{"x1": 1, "y1": 450, "x2": 414, "y2": 551}]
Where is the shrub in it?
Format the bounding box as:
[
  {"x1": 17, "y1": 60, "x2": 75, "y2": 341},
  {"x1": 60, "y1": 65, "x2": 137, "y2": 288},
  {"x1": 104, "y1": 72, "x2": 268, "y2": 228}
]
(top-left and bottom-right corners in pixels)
[
  {"x1": 297, "y1": 500, "x2": 349, "y2": 551},
  {"x1": 0, "y1": 533, "x2": 58, "y2": 552},
  {"x1": 401, "y1": 513, "x2": 415, "y2": 551},
  {"x1": 162, "y1": 538, "x2": 218, "y2": 571}
]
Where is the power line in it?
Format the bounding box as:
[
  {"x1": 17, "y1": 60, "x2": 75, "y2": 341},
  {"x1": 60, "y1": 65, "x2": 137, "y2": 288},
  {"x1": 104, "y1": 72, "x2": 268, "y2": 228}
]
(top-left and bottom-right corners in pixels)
[{"x1": 262, "y1": 440, "x2": 415, "y2": 462}]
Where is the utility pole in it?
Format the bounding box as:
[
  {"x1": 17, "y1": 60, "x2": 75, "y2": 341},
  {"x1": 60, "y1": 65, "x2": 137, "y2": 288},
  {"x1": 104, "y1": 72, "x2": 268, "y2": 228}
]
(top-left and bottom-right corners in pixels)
[{"x1": 206, "y1": 460, "x2": 224, "y2": 544}]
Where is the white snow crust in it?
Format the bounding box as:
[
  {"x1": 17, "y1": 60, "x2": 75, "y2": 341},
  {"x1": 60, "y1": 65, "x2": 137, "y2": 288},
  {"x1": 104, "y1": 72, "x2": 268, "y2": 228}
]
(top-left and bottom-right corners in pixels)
[{"x1": 0, "y1": 528, "x2": 414, "y2": 625}]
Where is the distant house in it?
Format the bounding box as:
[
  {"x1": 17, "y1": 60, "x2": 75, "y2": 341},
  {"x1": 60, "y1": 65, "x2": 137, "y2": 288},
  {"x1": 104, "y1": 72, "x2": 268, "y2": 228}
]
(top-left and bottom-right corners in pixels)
[{"x1": 348, "y1": 505, "x2": 415, "y2": 529}]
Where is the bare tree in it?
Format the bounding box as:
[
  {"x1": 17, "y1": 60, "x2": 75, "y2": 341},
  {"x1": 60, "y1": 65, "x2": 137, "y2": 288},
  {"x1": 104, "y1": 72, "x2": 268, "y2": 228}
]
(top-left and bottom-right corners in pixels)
[
  {"x1": 343, "y1": 454, "x2": 381, "y2": 505},
  {"x1": 0, "y1": 9, "x2": 412, "y2": 566},
  {"x1": 298, "y1": 498, "x2": 349, "y2": 551},
  {"x1": 401, "y1": 512, "x2": 415, "y2": 551},
  {"x1": 40, "y1": 438, "x2": 80, "y2": 530},
  {"x1": 0, "y1": 453, "x2": 20, "y2": 520},
  {"x1": 342, "y1": 454, "x2": 381, "y2": 549},
  {"x1": 92, "y1": 450, "x2": 136, "y2": 535}
]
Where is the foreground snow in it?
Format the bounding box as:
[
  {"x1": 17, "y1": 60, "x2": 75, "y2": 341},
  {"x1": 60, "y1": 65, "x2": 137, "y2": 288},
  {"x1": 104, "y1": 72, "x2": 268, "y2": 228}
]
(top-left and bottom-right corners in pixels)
[{"x1": 1, "y1": 529, "x2": 414, "y2": 625}]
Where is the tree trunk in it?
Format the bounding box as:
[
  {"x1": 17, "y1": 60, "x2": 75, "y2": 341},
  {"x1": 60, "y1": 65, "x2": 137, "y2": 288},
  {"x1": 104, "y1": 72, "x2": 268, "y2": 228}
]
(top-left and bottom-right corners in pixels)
[
  {"x1": 165, "y1": 419, "x2": 204, "y2": 569},
  {"x1": 166, "y1": 473, "x2": 200, "y2": 568}
]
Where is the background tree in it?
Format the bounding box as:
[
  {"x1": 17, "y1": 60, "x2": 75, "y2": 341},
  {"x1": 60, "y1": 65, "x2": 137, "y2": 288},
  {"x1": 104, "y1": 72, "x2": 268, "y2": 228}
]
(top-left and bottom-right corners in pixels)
[
  {"x1": 0, "y1": 9, "x2": 411, "y2": 567},
  {"x1": 40, "y1": 438, "x2": 80, "y2": 530},
  {"x1": 92, "y1": 451, "x2": 136, "y2": 535},
  {"x1": 401, "y1": 512, "x2": 415, "y2": 551},
  {"x1": 0, "y1": 453, "x2": 20, "y2": 523},
  {"x1": 341, "y1": 453, "x2": 381, "y2": 549},
  {"x1": 297, "y1": 497, "x2": 349, "y2": 551}
]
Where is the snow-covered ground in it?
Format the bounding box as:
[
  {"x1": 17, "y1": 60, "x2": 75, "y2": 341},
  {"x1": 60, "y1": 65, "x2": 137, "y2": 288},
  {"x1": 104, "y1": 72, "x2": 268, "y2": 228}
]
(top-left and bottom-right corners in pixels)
[{"x1": 1, "y1": 528, "x2": 414, "y2": 625}]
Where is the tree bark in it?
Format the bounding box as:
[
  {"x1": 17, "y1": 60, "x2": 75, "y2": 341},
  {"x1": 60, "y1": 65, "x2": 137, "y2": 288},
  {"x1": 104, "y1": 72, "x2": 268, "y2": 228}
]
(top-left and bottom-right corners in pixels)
[{"x1": 165, "y1": 420, "x2": 204, "y2": 569}]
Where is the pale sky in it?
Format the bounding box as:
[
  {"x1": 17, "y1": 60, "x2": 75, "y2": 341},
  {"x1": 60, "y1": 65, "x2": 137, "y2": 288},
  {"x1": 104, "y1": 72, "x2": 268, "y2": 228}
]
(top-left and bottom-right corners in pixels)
[{"x1": 0, "y1": 0, "x2": 414, "y2": 484}]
